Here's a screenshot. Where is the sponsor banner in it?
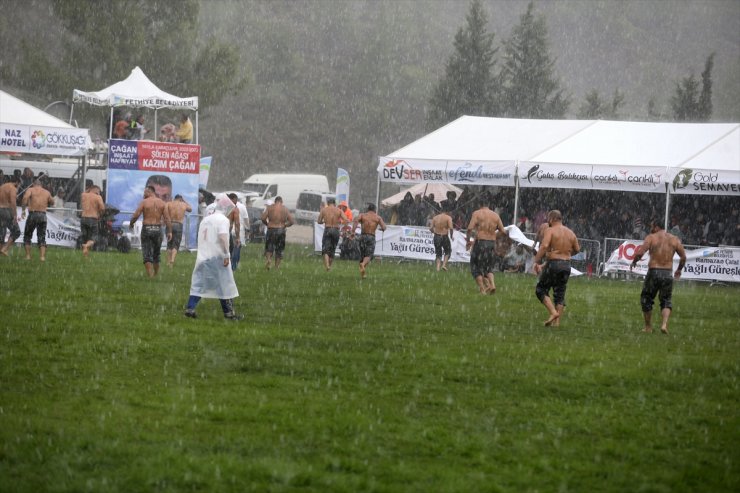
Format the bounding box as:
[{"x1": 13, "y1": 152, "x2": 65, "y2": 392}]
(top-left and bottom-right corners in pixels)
[
  {"x1": 590, "y1": 164, "x2": 666, "y2": 192},
  {"x1": 12, "y1": 208, "x2": 80, "y2": 248},
  {"x1": 517, "y1": 162, "x2": 667, "y2": 192},
  {"x1": 336, "y1": 168, "x2": 350, "y2": 204},
  {"x1": 0, "y1": 123, "x2": 89, "y2": 156},
  {"x1": 106, "y1": 140, "x2": 200, "y2": 244},
  {"x1": 668, "y1": 168, "x2": 740, "y2": 196},
  {"x1": 73, "y1": 90, "x2": 198, "y2": 109},
  {"x1": 604, "y1": 239, "x2": 740, "y2": 283},
  {"x1": 199, "y1": 156, "x2": 212, "y2": 189},
  {"x1": 519, "y1": 162, "x2": 592, "y2": 189},
  {"x1": 108, "y1": 139, "x2": 200, "y2": 173},
  {"x1": 314, "y1": 224, "x2": 470, "y2": 262},
  {"x1": 377, "y1": 157, "x2": 515, "y2": 186}
]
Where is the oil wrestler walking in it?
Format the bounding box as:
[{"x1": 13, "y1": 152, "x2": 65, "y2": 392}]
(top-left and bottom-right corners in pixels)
[
  {"x1": 130, "y1": 185, "x2": 172, "y2": 278},
  {"x1": 533, "y1": 210, "x2": 580, "y2": 326},
  {"x1": 465, "y1": 199, "x2": 507, "y2": 294},
  {"x1": 352, "y1": 203, "x2": 386, "y2": 279},
  {"x1": 630, "y1": 218, "x2": 687, "y2": 334},
  {"x1": 261, "y1": 196, "x2": 294, "y2": 270}
]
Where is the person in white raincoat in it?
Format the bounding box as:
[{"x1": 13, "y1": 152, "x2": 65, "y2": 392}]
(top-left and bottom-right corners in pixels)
[{"x1": 184, "y1": 195, "x2": 243, "y2": 320}]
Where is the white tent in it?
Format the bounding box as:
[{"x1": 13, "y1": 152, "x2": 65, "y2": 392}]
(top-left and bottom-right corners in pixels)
[
  {"x1": 72, "y1": 66, "x2": 199, "y2": 142},
  {"x1": 377, "y1": 116, "x2": 740, "y2": 224},
  {"x1": 0, "y1": 89, "x2": 89, "y2": 157},
  {"x1": 380, "y1": 183, "x2": 462, "y2": 208}
]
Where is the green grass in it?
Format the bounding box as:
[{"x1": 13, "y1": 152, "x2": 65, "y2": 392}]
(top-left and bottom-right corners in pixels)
[{"x1": 1, "y1": 244, "x2": 738, "y2": 492}]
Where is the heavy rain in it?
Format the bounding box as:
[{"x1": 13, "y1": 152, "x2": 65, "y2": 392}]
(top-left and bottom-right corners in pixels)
[{"x1": 0, "y1": 1, "x2": 738, "y2": 492}]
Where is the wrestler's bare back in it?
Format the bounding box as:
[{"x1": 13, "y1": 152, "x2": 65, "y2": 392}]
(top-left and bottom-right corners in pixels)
[
  {"x1": 540, "y1": 224, "x2": 579, "y2": 260},
  {"x1": 430, "y1": 213, "x2": 453, "y2": 236},
  {"x1": 642, "y1": 230, "x2": 685, "y2": 269},
  {"x1": 24, "y1": 187, "x2": 53, "y2": 212},
  {"x1": 468, "y1": 208, "x2": 505, "y2": 241},
  {"x1": 262, "y1": 204, "x2": 293, "y2": 228},
  {"x1": 357, "y1": 212, "x2": 386, "y2": 235},
  {"x1": 167, "y1": 200, "x2": 191, "y2": 223},
  {"x1": 81, "y1": 190, "x2": 105, "y2": 219},
  {"x1": 318, "y1": 205, "x2": 347, "y2": 228}
]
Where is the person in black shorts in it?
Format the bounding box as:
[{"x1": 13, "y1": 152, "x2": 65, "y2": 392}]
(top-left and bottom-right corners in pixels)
[
  {"x1": 630, "y1": 218, "x2": 686, "y2": 334},
  {"x1": 0, "y1": 176, "x2": 21, "y2": 256},
  {"x1": 261, "y1": 196, "x2": 294, "y2": 270},
  {"x1": 533, "y1": 210, "x2": 580, "y2": 326},
  {"x1": 352, "y1": 203, "x2": 386, "y2": 278},
  {"x1": 317, "y1": 197, "x2": 348, "y2": 271}
]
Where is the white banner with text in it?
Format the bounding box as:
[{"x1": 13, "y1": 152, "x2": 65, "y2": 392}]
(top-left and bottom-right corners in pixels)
[{"x1": 604, "y1": 239, "x2": 740, "y2": 283}]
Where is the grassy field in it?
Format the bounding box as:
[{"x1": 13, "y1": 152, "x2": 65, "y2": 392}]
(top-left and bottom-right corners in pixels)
[{"x1": 1, "y1": 244, "x2": 738, "y2": 492}]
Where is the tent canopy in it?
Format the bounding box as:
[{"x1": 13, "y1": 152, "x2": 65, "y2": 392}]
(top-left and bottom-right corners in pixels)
[
  {"x1": 1, "y1": 89, "x2": 77, "y2": 128},
  {"x1": 378, "y1": 116, "x2": 739, "y2": 196},
  {"x1": 381, "y1": 183, "x2": 462, "y2": 208},
  {"x1": 73, "y1": 66, "x2": 198, "y2": 110},
  {"x1": 0, "y1": 89, "x2": 90, "y2": 157}
]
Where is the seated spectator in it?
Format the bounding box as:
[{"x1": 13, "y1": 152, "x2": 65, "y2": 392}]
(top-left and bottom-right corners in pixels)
[{"x1": 160, "y1": 123, "x2": 177, "y2": 142}]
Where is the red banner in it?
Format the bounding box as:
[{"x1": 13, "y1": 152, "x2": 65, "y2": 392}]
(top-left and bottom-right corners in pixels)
[{"x1": 137, "y1": 141, "x2": 200, "y2": 174}]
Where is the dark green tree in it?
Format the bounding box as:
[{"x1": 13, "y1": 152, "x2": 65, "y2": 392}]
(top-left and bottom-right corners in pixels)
[
  {"x1": 671, "y1": 53, "x2": 714, "y2": 122},
  {"x1": 499, "y1": 2, "x2": 568, "y2": 119},
  {"x1": 698, "y1": 52, "x2": 715, "y2": 121},
  {"x1": 577, "y1": 89, "x2": 624, "y2": 119},
  {"x1": 426, "y1": 0, "x2": 499, "y2": 130},
  {"x1": 7, "y1": 0, "x2": 245, "y2": 112}
]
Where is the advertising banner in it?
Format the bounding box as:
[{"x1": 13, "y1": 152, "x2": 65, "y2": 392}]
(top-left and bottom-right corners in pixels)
[
  {"x1": 377, "y1": 157, "x2": 516, "y2": 187},
  {"x1": 12, "y1": 208, "x2": 80, "y2": 248},
  {"x1": 604, "y1": 239, "x2": 740, "y2": 283},
  {"x1": 0, "y1": 123, "x2": 89, "y2": 156},
  {"x1": 106, "y1": 140, "x2": 200, "y2": 240},
  {"x1": 336, "y1": 168, "x2": 350, "y2": 204},
  {"x1": 199, "y1": 156, "x2": 212, "y2": 189},
  {"x1": 668, "y1": 167, "x2": 740, "y2": 196},
  {"x1": 518, "y1": 162, "x2": 666, "y2": 193},
  {"x1": 315, "y1": 224, "x2": 470, "y2": 262},
  {"x1": 518, "y1": 162, "x2": 592, "y2": 190}
]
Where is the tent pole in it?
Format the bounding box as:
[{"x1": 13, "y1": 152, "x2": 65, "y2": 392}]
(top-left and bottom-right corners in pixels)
[
  {"x1": 512, "y1": 163, "x2": 520, "y2": 226},
  {"x1": 68, "y1": 103, "x2": 75, "y2": 126},
  {"x1": 374, "y1": 171, "x2": 380, "y2": 210},
  {"x1": 154, "y1": 109, "x2": 158, "y2": 139},
  {"x1": 109, "y1": 107, "x2": 114, "y2": 139},
  {"x1": 195, "y1": 111, "x2": 199, "y2": 144},
  {"x1": 664, "y1": 183, "x2": 671, "y2": 230}
]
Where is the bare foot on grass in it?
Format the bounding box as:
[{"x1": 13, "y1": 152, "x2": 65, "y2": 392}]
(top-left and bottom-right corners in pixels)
[
  {"x1": 660, "y1": 326, "x2": 669, "y2": 335},
  {"x1": 642, "y1": 327, "x2": 653, "y2": 333},
  {"x1": 544, "y1": 313, "x2": 560, "y2": 327}
]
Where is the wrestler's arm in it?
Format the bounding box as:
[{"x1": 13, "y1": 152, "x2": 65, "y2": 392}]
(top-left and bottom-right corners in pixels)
[
  {"x1": 286, "y1": 210, "x2": 295, "y2": 227},
  {"x1": 162, "y1": 202, "x2": 172, "y2": 240},
  {"x1": 533, "y1": 229, "x2": 552, "y2": 264},
  {"x1": 129, "y1": 202, "x2": 144, "y2": 227},
  {"x1": 674, "y1": 241, "x2": 687, "y2": 278},
  {"x1": 631, "y1": 236, "x2": 651, "y2": 269}
]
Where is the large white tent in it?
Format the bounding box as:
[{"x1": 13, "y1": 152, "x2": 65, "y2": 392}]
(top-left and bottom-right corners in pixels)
[
  {"x1": 0, "y1": 89, "x2": 89, "y2": 157},
  {"x1": 72, "y1": 66, "x2": 199, "y2": 142},
  {"x1": 377, "y1": 116, "x2": 740, "y2": 224}
]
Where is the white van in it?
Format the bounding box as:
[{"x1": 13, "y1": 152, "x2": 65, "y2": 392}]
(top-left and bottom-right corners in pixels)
[
  {"x1": 295, "y1": 190, "x2": 335, "y2": 225},
  {"x1": 241, "y1": 174, "x2": 329, "y2": 210}
]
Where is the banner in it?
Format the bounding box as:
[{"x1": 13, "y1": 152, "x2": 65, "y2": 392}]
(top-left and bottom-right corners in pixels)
[
  {"x1": 11, "y1": 208, "x2": 80, "y2": 248},
  {"x1": 377, "y1": 157, "x2": 516, "y2": 187},
  {"x1": 519, "y1": 162, "x2": 666, "y2": 193},
  {"x1": 314, "y1": 224, "x2": 470, "y2": 262},
  {"x1": 667, "y1": 167, "x2": 740, "y2": 196},
  {"x1": 199, "y1": 156, "x2": 212, "y2": 189},
  {"x1": 106, "y1": 139, "x2": 200, "y2": 239},
  {"x1": 0, "y1": 123, "x2": 89, "y2": 156},
  {"x1": 604, "y1": 239, "x2": 740, "y2": 283},
  {"x1": 336, "y1": 168, "x2": 350, "y2": 204}
]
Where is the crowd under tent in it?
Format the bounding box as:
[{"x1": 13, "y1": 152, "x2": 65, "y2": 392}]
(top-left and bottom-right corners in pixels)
[
  {"x1": 72, "y1": 66, "x2": 199, "y2": 143},
  {"x1": 377, "y1": 116, "x2": 740, "y2": 227},
  {"x1": 380, "y1": 183, "x2": 462, "y2": 208}
]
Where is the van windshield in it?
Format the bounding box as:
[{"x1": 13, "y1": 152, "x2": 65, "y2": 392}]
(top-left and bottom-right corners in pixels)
[
  {"x1": 297, "y1": 193, "x2": 323, "y2": 211},
  {"x1": 242, "y1": 183, "x2": 267, "y2": 195}
]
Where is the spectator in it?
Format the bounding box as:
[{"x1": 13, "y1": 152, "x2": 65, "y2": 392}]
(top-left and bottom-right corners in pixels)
[
  {"x1": 52, "y1": 188, "x2": 66, "y2": 209},
  {"x1": 505, "y1": 244, "x2": 529, "y2": 273},
  {"x1": 176, "y1": 114, "x2": 193, "y2": 144}
]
